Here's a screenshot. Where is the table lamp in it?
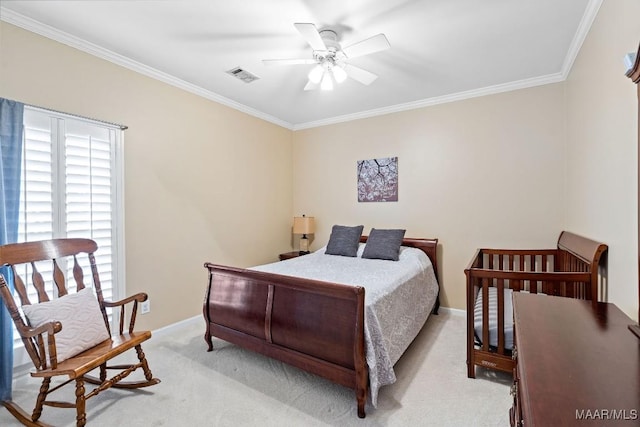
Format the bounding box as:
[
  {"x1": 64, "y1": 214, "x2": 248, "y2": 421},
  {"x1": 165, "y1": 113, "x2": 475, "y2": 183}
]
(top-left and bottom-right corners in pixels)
[{"x1": 293, "y1": 215, "x2": 315, "y2": 254}]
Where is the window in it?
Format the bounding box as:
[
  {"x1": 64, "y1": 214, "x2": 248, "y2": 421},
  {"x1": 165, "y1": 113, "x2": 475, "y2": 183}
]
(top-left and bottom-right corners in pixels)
[{"x1": 12, "y1": 107, "x2": 124, "y2": 366}]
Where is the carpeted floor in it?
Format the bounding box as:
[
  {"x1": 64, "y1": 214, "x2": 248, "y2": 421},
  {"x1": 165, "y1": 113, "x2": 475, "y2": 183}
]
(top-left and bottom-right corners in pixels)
[{"x1": 1, "y1": 311, "x2": 512, "y2": 426}]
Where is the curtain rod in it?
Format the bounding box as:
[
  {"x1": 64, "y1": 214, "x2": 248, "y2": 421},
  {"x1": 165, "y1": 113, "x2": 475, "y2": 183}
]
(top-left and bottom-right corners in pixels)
[{"x1": 26, "y1": 103, "x2": 128, "y2": 130}]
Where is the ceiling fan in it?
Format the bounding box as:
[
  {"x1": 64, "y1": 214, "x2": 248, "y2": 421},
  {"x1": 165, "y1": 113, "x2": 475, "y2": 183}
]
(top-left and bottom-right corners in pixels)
[{"x1": 262, "y1": 23, "x2": 390, "y2": 91}]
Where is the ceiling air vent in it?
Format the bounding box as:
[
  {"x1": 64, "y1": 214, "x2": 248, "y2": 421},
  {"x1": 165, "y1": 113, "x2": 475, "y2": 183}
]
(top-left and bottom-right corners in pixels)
[{"x1": 226, "y1": 67, "x2": 260, "y2": 83}]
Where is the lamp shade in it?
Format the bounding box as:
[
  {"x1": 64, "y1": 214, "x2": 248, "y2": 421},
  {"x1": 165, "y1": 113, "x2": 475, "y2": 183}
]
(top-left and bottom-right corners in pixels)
[
  {"x1": 320, "y1": 72, "x2": 333, "y2": 91},
  {"x1": 308, "y1": 65, "x2": 324, "y2": 84},
  {"x1": 332, "y1": 65, "x2": 347, "y2": 83},
  {"x1": 293, "y1": 216, "x2": 315, "y2": 234}
]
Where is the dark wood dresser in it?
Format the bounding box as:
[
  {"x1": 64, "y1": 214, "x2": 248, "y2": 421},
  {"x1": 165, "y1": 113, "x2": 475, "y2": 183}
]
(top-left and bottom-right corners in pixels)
[{"x1": 511, "y1": 292, "x2": 640, "y2": 426}]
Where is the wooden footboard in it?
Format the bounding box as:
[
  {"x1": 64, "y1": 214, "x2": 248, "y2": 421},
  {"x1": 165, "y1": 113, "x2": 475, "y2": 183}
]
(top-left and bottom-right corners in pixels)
[
  {"x1": 465, "y1": 231, "x2": 607, "y2": 378},
  {"x1": 203, "y1": 263, "x2": 368, "y2": 417},
  {"x1": 203, "y1": 237, "x2": 439, "y2": 418}
]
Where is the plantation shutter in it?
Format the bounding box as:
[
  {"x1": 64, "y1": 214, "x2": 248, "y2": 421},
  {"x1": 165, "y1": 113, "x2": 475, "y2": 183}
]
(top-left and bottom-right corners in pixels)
[
  {"x1": 64, "y1": 119, "x2": 116, "y2": 302},
  {"x1": 12, "y1": 107, "x2": 123, "y2": 364}
]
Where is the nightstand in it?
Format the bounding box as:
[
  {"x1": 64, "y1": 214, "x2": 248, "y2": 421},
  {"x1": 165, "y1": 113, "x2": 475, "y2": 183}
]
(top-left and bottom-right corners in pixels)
[{"x1": 279, "y1": 251, "x2": 306, "y2": 261}]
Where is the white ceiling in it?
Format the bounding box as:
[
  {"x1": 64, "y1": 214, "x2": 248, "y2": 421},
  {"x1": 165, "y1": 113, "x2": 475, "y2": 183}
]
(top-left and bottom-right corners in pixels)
[{"x1": 0, "y1": 0, "x2": 599, "y2": 129}]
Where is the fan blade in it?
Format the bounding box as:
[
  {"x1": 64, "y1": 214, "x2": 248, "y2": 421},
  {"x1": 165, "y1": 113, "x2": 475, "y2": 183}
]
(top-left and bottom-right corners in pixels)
[
  {"x1": 262, "y1": 58, "x2": 316, "y2": 66},
  {"x1": 343, "y1": 34, "x2": 390, "y2": 59},
  {"x1": 304, "y1": 81, "x2": 319, "y2": 91},
  {"x1": 344, "y1": 64, "x2": 378, "y2": 85},
  {"x1": 294, "y1": 23, "x2": 327, "y2": 51}
]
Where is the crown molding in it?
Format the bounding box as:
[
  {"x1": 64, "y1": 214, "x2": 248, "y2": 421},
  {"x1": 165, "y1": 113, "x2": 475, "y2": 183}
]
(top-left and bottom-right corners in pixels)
[
  {"x1": 0, "y1": 7, "x2": 294, "y2": 130},
  {"x1": 294, "y1": 0, "x2": 603, "y2": 131},
  {"x1": 293, "y1": 72, "x2": 565, "y2": 130},
  {"x1": 1, "y1": 2, "x2": 602, "y2": 132},
  {"x1": 559, "y1": 0, "x2": 603, "y2": 79}
]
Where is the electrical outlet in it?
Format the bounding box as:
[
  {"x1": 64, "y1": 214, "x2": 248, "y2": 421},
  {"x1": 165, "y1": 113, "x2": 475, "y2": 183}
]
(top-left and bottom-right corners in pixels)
[{"x1": 140, "y1": 300, "x2": 151, "y2": 315}]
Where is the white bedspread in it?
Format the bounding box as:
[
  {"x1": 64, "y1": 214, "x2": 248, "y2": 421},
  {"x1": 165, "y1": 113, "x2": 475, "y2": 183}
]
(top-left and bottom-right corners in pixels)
[{"x1": 251, "y1": 244, "x2": 439, "y2": 406}]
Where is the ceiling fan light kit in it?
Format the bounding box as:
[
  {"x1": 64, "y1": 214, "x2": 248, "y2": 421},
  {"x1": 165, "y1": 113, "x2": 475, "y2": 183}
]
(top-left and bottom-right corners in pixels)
[
  {"x1": 320, "y1": 72, "x2": 334, "y2": 91},
  {"x1": 308, "y1": 64, "x2": 324, "y2": 84},
  {"x1": 308, "y1": 62, "x2": 347, "y2": 91},
  {"x1": 332, "y1": 65, "x2": 348, "y2": 83},
  {"x1": 263, "y1": 23, "x2": 390, "y2": 91}
]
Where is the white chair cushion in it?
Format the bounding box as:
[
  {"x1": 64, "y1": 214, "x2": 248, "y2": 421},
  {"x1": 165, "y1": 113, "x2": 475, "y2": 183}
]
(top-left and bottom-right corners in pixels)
[{"x1": 22, "y1": 287, "x2": 110, "y2": 363}]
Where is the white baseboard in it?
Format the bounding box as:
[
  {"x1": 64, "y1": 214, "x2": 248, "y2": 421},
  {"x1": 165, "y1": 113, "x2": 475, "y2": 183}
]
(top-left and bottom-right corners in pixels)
[
  {"x1": 12, "y1": 362, "x2": 31, "y2": 378},
  {"x1": 152, "y1": 308, "x2": 469, "y2": 334},
  {"x1": 150, "y1": 315, "x2": 201, "y2": 340},
  {"x1": 12, "y1": 308, "x2": 468, "y2": 379},
  {"x1": 11, "y1": 315, "x2": 202, "y2": 379},
  {"x1": 438, "y1": 306, "x2": 466, "y2": 317}
]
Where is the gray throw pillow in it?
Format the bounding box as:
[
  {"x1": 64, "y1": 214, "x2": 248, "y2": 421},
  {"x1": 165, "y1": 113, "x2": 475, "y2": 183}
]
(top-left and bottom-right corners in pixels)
[
  {"x1": 325, "y1": 225, "x2": 364, "y2": 257},
  {"x1": 362, "y1": 228, "x2": 406, "y2": 261}
]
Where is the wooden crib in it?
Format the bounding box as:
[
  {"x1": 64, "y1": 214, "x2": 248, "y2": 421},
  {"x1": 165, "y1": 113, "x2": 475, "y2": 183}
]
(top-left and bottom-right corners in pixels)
[{"x1": 465, "y1": 231, "x2": 607, "y2": 378}]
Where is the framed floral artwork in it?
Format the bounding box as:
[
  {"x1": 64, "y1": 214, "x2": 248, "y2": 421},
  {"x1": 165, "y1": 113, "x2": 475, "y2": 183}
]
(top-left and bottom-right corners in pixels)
[{"x1": 357, "y1": 157, "x2": 398, "y2": 202}]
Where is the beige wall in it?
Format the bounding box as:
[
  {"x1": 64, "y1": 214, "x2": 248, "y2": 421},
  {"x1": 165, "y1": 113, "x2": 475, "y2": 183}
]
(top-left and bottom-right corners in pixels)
[
  {"x1": 292, "y1": 85, "x2": 566, "y2": 309},
  {"x1": 565, "y1": 0, "x2": 640, "y2": 319},
  {"x1": 0, "y1": 22, "x2": 294, "y2": 330},
  {"x1": 292, "y1": 1, "x2": 640, "y2": 316},
  {"x1": 2, "y1": 1, "x2": 639, "y2": 324}
]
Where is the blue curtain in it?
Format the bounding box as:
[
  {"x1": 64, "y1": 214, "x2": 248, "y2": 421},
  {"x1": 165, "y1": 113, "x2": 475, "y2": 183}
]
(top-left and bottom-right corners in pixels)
[{"x1": 0, "y1": 98, "x2": 24, "y2": 401}]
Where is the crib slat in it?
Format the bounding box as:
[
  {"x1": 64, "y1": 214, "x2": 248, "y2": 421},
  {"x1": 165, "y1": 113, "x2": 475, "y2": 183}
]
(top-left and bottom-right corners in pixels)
[
  {"x1": 533, "y1": 255, "x2": 539, "y2": 293},
  {"x1": 567, "y1": 257, "x2": 577, "y2": 298},
  {"x1": 511, "y1": 255, "x2": 521, "y2": 291},
  {"x1": 497, "y1": 278, "x2": 505, "y2": 354},
  {"x1": 506, "y1": 255, "x2": 514, "y2": 290},
  {"x1": 482, "y1": 279, "x2": 489, "y2": 352},
  {"x1": 513, "y1": 279, "x2": 522, "y2": 292},
  {"x1": 541, "y1": 254, "x2": 550, "y2": 294},
  {"x1": 565, "y1": 279, "x2": 572, "y2": 298},
  {"x1": 520, "y1": 255, "x2": 529, "y2": 291},
  {"x1": 531, "y1": 255, "x2": 542, "y2": 294},
  {"x1": 577, "y1": 281, "x2": 583, "y2": 299},
  {"x1": 565, "y1": 257, "x2": 578, "y2": 298},
  {"x1": 584, "y1": 259, "x2": 590, "y2": 299}
]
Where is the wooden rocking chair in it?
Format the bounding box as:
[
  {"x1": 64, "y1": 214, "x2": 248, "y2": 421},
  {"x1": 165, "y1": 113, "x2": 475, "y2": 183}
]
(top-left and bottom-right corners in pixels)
[{"x1": 0, "y1": 238, "x2": 160, "y2": 426}]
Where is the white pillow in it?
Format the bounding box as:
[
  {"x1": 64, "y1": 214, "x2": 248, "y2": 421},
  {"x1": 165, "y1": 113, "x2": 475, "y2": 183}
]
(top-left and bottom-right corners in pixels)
[{"x1": 22, "y1": 287, "x2": 110, "y2": 363}]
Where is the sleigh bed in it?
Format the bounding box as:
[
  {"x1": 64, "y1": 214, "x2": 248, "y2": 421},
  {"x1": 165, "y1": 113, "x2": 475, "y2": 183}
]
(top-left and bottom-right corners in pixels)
[
  {"x1": 203, "y1": 235, "x2": 439, "y2": 418},
  {"x1": 465, "y1": 231, "x2": 607, "y2": 378}
]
